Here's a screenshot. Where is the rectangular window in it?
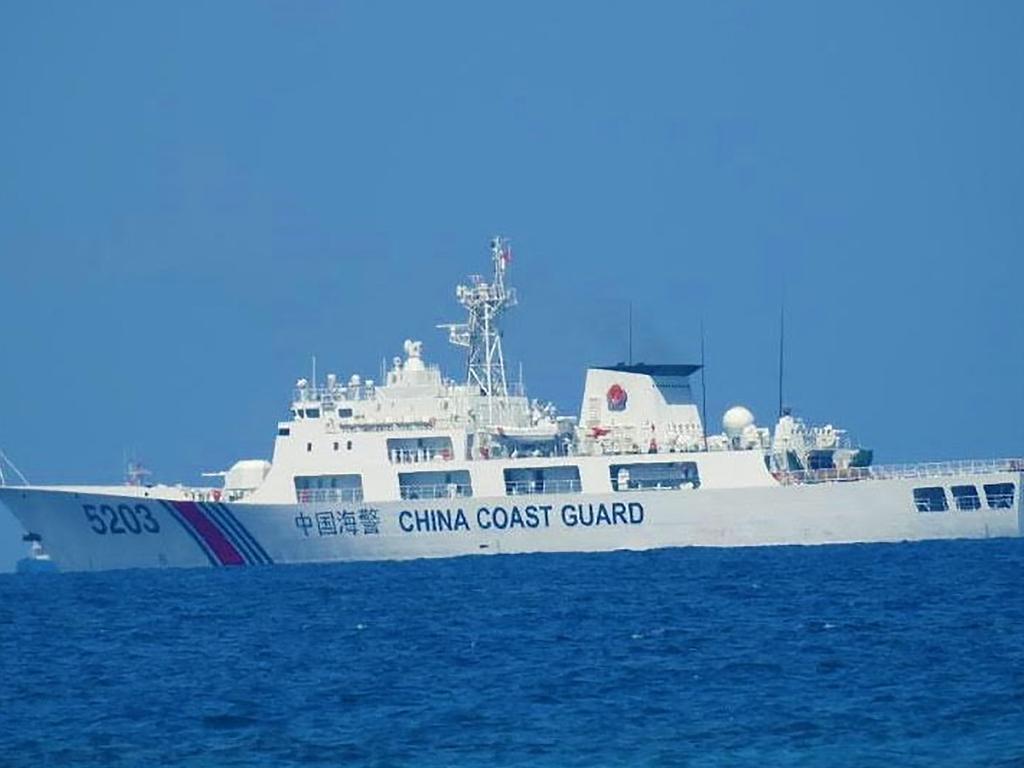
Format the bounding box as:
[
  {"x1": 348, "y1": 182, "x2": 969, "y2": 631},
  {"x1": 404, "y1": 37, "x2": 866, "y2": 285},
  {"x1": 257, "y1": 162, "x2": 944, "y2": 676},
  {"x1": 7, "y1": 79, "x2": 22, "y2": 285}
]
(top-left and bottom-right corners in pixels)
[
  {"x1": 983, "y1": 483, "x2": 1015, "y2": 509},
  {"x1": 277, "y1": 427, "x2": 290, "y2": 436},
  {"x1": 338, "y1": 408, "x2": 353, "y2": 418},
  {"x1": 294, "y1": 474, "x2": 363, "y2": 503},
  {"x1": 807, "y1": 452, "x2": 835, "y2": 470},
  {"x1": 913, "y1": 487, "x2": 948, "y2": 512},
  {"x1": 399, "y1": 470, "x2": 472, "y2": 500},
  {"x1": 504, "y1": 466, "x2": 581, "y2": 495},
  {"x1": 306, "y1": 408, "x2": 320, "y2": 419},
  {"x1": 388, "y1": 436, "x2": 454, "y2": 464},
  {"x1": 609, "y1": 461, "x2": 700, "y2": 492},
  {"x1": 950, "y1": 485, "x2": 981, "y2": 511}
]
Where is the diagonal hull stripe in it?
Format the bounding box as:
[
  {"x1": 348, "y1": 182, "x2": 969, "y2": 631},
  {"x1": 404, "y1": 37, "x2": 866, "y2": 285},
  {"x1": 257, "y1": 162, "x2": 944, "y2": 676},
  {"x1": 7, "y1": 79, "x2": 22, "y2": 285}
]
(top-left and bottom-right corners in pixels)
[
  {"x1": 216, "y1": 502, "x2": 273, "y2": 565},
  {"x1": 171, "y1": 501, "x2": 246, "y2": 566},
  {"x1": 159, "y1": 500, "x2": 219, "y2": 567},
  {"x1": 200, "y1": 502, "x2": 262, "y2": 565}
]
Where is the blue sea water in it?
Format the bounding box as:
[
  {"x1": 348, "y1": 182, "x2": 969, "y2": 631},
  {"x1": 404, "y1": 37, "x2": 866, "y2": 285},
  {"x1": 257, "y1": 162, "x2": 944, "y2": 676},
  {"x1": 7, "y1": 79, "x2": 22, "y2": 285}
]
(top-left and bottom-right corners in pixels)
[{"x1": 2, "y1": 540, "x2": 1024, "y2": 767}]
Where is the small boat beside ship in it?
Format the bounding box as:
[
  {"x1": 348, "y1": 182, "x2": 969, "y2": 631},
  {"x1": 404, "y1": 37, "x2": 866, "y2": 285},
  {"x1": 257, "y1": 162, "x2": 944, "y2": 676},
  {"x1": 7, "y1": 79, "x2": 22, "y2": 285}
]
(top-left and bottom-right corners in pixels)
[
  {"x1": 15, "y1": 533, "x2": 58, "y2": 574},
  {"x1": 1, "y1": 238, "x2": 1020, "y2": 571}
]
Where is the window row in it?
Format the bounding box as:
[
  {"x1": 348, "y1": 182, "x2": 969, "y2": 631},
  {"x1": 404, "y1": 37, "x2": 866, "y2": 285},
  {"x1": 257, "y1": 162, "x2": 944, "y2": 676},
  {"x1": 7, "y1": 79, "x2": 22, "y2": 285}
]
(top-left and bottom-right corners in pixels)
[
  {"x1": 290, "y1": 407, "x2": 354, "y2": 420},
  {"x1": 294, "y1": 474, "x2": 364, "y2": 504},
  {"x1": 387, "y1": 437, "x2": 454, "y2": 464},
  {"x1": 302, "y1": 441, "x2": 354, "y2": 453},
  {"x1": 913, "y1": 483, "x2": 1015, "y2": 513},
  {"x1": 292, "y1": 461, "x2": 704, "y2": 502}
]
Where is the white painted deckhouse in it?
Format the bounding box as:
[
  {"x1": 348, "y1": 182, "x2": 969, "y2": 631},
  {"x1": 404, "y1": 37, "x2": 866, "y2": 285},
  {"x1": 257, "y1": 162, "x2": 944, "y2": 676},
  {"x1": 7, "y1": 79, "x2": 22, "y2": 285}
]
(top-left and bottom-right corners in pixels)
[{"x1": 2, "y1": 237, "x2": 1021, "y2": 571}]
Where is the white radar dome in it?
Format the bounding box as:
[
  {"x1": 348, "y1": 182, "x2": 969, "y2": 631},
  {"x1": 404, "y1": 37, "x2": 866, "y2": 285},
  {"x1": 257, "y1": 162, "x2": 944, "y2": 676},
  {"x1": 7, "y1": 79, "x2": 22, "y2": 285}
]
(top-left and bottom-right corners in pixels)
[{"x1": 723, "y1": 406, "x2": 755, "y2": 438}]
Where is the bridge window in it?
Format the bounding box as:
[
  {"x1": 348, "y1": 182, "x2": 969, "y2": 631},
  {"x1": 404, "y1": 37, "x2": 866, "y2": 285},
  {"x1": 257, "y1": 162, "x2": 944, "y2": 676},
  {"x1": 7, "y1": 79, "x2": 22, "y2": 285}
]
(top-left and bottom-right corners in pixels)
[
  {"x1": 950, "y1": 485, "x2": 981, "y2": 511},
  {"x1": 983, "y1": 483, "x2": 1015, "y2": 509},
  {"x1": 913, "y1": 487, "x2": 948, "y2": 512},
  {"x1": 306, "y1": 408, "x2": 320, "y2": 419},
  {"x1": 807, "y1": 452, "x2": 835, "y2": 470},
  {"x1": 399, "y1": 470, "x2": 472, "y2": 500},
  {"x1": 504, "y1": 466, "x2": 581, "y2": 495},
  {"x1": 388, "y1": 436, "x2": 454, "y2": 463},
  {"x1": 609, "y1": 461, "x2": 700, "y2": 492},
  {"x1": 294, "y1": 474, "x2": 363, "y2": 503}
]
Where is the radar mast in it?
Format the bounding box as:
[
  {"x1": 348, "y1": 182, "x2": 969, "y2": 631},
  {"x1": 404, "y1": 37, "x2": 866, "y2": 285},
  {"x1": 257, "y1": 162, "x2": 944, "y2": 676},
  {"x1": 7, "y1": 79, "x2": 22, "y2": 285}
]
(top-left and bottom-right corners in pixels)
[{"x1": 439, "y1": 236, "x2": 517, "y2": 423}]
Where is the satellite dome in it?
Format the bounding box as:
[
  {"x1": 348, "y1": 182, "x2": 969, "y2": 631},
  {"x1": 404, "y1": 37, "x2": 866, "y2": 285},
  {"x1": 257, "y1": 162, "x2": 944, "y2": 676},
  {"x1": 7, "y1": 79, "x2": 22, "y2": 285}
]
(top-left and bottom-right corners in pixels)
[{"x1": 723, "y1": 406, "x2": 755, "y2": 438}]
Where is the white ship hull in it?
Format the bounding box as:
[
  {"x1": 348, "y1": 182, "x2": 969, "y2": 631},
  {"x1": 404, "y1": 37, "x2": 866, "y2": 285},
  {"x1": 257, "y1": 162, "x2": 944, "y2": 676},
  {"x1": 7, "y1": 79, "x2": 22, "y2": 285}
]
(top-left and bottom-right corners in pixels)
[{"x1": 3, "y1": 470, "x2": 1020, "y2": 572}]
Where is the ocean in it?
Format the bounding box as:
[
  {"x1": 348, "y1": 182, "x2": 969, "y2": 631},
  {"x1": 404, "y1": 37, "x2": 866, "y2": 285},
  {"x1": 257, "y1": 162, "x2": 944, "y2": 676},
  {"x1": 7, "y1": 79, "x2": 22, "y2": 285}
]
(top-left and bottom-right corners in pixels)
[{"x1": 2, "y1": 539, "x2": 1023, "y2": 767}]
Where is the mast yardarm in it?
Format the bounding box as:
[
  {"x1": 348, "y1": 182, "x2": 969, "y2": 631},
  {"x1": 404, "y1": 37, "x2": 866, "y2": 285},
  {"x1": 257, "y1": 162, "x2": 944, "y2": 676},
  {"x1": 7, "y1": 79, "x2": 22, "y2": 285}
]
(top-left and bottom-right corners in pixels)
[{"x1": 438, "y1": 236, "x2": 517, "y2": 424}]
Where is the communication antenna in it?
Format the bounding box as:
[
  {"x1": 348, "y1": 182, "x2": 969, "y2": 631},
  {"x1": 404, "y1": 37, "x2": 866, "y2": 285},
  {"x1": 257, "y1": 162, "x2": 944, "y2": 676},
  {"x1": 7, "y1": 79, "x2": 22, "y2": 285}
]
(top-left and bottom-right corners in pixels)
[
  {"x1": 438, "y1": 236, "x2": 517, "y2": 424},
  {"x1": 700, "y1": 320, "x2": 708, "y2": 450},
  {"x1": 777, "y1": 304, "x2": 785, "y2": 419},
  {"x1": 124, "y1": 451, "x2": 152, "y2": 487},
  {"x1": 628, "y1": 301, "x2": 633, "y2": 365}
]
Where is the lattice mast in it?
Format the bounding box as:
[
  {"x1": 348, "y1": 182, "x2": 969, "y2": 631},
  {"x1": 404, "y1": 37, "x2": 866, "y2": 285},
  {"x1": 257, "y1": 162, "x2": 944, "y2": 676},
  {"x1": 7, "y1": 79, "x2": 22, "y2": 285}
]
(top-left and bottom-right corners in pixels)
[{"x1": 439, "y1": 236, "x2": 517, "y2": 423}]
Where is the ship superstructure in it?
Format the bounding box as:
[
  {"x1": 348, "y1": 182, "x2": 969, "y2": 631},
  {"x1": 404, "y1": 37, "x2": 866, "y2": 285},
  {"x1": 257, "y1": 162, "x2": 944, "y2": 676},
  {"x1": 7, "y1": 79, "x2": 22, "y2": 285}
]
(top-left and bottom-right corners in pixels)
[{"x1": 1, "y1": 238, "x2": 1020, "y2": 571}]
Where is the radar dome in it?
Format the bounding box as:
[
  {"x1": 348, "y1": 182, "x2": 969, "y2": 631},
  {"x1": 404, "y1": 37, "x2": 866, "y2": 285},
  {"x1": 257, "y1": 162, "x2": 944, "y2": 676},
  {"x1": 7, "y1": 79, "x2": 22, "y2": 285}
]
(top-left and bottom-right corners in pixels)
[{"x1": 723, "y1": 406, "x2": 755, "y2": 438}]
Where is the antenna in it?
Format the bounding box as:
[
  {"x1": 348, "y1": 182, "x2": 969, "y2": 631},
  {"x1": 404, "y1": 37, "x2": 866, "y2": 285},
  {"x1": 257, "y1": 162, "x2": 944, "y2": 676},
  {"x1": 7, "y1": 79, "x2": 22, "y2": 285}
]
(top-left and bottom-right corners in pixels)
[
  {"x1": 700, "y1": 320, "x2": 708, "y2": 450},
  {"x1": 777, "y1": 305, "x2": 785, "y2": 419},
  {"x1": 628, "y1": 301, "x2": 633, "y2": 365},
  {"x1": 312, "y1": 355, "x2": 317, "y2": 389},
  {"x1": 437, "y1": 236, "x2": 517, "y2": 424}
]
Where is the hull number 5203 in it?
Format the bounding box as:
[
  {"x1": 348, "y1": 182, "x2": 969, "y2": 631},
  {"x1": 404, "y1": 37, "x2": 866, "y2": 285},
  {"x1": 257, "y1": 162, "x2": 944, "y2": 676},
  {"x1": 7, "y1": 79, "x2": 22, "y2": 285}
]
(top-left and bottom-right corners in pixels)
[{"x1": 83, "y1": 504, "x2": 160, "y2": 535}]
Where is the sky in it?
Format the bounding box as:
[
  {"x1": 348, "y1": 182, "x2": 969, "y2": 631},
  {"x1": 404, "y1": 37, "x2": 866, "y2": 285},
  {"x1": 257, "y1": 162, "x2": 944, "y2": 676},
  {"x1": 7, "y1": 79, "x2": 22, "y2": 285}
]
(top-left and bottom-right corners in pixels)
[{"x1": 0, "y1": 1, "x2": 1022, "y2": 571}]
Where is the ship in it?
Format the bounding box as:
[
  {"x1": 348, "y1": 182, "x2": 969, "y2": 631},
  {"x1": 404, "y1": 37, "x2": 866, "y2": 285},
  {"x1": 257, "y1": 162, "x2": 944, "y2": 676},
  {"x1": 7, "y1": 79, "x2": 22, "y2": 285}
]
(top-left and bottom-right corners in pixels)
[
  {"x1": 1, "y1": 238, "x2": 1020, "y2": 571},
  {"x1": 15, "y1": 533, "x2": 58, "y2": 574}
]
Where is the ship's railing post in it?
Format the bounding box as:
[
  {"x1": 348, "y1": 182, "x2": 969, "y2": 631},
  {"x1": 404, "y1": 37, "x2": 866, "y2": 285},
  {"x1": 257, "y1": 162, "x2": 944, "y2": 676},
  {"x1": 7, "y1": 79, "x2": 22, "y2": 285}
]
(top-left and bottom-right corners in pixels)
[{"x1": 780, "y1": 457, "x2": 1024, "y2": 485}]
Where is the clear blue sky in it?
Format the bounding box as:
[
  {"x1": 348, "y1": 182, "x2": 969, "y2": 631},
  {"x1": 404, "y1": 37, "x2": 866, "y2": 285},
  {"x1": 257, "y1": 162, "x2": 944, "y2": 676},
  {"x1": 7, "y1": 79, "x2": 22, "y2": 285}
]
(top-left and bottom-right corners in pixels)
[{"x1": 1, "y1": 2, "x2": 1022, "y2": 570}]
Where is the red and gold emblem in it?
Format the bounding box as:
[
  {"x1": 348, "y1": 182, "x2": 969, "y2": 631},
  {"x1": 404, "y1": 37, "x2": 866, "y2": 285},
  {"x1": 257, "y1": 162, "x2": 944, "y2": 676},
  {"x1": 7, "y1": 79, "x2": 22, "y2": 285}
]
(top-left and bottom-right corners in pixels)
[{"x1": 606, "y1": 383, "x2": 628, "y2": 411}]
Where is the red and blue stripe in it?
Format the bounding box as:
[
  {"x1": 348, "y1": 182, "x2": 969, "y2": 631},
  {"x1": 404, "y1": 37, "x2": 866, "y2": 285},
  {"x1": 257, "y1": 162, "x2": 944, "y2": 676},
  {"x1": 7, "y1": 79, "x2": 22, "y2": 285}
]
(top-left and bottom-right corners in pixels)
[{"x1": 160, "y1": 500, "x2": 273, "y2": 566}]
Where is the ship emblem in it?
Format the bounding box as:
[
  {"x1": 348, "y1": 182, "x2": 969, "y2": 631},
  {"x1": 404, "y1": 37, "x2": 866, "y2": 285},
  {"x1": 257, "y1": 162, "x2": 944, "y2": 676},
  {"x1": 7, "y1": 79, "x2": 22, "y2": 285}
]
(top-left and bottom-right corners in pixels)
[{"x1": 606, "y1": 384, "x2": 628, "y2": 411}]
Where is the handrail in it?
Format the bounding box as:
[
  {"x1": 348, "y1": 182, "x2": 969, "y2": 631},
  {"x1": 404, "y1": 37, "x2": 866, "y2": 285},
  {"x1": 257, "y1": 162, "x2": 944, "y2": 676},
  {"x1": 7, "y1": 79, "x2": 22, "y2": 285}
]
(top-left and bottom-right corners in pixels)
[
  {"x1": 296, "y1": 488, "x2": 365, "y2": 504},
  {"x1": 390, "y1": 448, "x2": 454, "y2": 464},
  {"x1": 400, "y1": 483, "x2": 474, "y2": 500},
  {"x1": 505, "y1": 479, "x2": 582, "y2": 495},
  {"x1": 781, "y1": 457, "x2": 1024, "y2": 485}
]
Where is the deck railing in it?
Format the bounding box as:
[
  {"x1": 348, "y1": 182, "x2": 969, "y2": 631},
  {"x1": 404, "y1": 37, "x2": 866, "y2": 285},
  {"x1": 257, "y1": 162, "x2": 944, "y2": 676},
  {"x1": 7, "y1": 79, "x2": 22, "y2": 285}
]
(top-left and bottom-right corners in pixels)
[
  {"x1": 390, "y1": 449, "x2": 454, "y2": 464},
  {"x1": 781, "y1": 458, "x2": 1024, "y2": 485},
  {"x1": 296, "y1": 488, "x2": 365, "y2": 504},
  {"x1": 399, "y1": 484, "x2": 474, "y2": 500},
  {"x1": 505, "y1": 479, "x2": 582, "y2": 495}
]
